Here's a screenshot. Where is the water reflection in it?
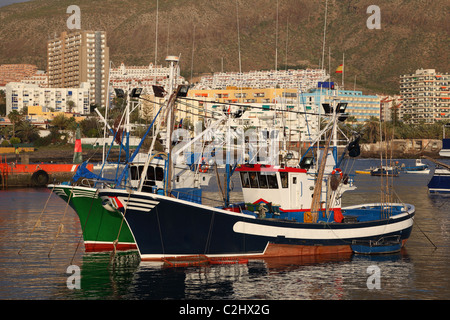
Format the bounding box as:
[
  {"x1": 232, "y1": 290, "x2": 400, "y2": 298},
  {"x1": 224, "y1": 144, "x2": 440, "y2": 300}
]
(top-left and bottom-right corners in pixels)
[
  {"x1": 61, "y1": 249, "x2": 418, "y2": 300},
  {"x1": 1, "y1": 159, "x2": 450, "y2": 300}
]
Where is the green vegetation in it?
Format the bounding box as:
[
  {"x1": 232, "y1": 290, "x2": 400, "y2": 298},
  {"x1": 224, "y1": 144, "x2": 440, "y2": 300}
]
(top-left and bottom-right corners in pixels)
[{"x1": 340, "y1": 116, "x2": 448, "y2": 144}]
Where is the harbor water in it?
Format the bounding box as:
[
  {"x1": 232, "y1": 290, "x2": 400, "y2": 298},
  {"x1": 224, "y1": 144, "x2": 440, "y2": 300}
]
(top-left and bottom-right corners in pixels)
[{"x1": 0, "y1": 159, "x2": 449, "y2": 301}]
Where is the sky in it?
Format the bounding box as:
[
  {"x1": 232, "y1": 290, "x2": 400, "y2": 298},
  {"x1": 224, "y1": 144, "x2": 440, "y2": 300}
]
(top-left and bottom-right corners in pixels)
[{"x1": 0, "y1": 0, "x2": 31, "y2": 8}]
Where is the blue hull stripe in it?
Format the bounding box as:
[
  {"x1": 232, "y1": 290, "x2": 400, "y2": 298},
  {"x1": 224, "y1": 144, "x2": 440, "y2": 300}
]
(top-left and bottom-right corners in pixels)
[{"x1": 100, "y1": 190, "x2": 414, "y2": 258}]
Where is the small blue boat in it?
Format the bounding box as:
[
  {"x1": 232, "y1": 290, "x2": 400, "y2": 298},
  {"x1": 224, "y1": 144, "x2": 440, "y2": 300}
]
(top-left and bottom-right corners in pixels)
[
  {"x1": 401, "y1": 159, "x2": 430, "y2": 174},
  {"x1": 351, "y1": 236, "x2": 402, "y2": 255}
]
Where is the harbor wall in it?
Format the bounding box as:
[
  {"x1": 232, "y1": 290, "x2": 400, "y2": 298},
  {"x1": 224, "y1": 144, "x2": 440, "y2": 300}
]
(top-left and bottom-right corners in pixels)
[
  {"x1": 360, "y1": 139, "x2": 442, "y2": 158},
  {"x1": 1, "y1": 171, "x2": 77, "y2": 188}
]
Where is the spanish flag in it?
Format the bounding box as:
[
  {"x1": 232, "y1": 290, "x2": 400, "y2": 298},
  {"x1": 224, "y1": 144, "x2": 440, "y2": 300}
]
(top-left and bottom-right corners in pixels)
[{"x1": 335, "y1": 64, "x2": 343, "y2": 74}]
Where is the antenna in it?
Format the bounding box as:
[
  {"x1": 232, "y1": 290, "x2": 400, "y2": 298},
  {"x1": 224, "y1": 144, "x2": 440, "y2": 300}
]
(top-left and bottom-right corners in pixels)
[
  {"x1": 321, "y1": 0, "x2": 328, "y2": 70},
  {"x1": 155, "y1": 0, "x2": 159, "y2": 65}
]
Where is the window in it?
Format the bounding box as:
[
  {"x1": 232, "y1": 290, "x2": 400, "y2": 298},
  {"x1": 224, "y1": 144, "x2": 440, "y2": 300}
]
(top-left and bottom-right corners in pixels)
[
  {"x1": 155, "y1": 166, "x2": 164, "y2": 181},
  {"x1": 279, "y1": 172, "x2": 288, "y2": 188},
  {"x1": 249, "y1": 172, "x2": 259, "y2": 188},
  {"x1": 258, "y1": 172, "x2": 268, "y2": 188},
  {"x1": 240, "y1": 172, "x2": 250, "y2": 188},
  {"x1": 147, "y1": 166, "x2": 155, "y2": 180},
  {"x1": 266, "y1": 173, "x2": 278, "y2": 189}
]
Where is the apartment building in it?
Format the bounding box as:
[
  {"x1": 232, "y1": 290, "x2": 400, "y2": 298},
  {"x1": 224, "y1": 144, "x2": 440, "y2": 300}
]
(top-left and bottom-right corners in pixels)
[
  {"x1": 379, "y1": 95, "x2": 402, "y2": 122},
  {"x1": 300, "y1": 88, "x2": 380, "y2": 123},
  {"x1": 0, "y1": 64, "x2": 38, "y2": 86},
  {"x1": 5, "y1": 82, "x2": 91, "y2": 115},
  {"x1": 20, "y1": 70, "x2": 48, "y2": 88},
  {"x1": 195, "y1": 69, "x2": 328, "y2": 92},
  {"x1": 47, "y1": 31, "x2": 109, "y2": 107},
  {"x1": 400, "y1": 69, "x2": 450, "y2": 124},
  {"x1": 109, "y1": 62, "x2": 187, "y2": 95}
]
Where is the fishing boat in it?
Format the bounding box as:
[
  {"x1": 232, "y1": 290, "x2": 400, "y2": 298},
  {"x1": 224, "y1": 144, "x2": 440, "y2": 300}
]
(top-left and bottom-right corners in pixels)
[
  {"x1": 401, "y1": 159, "x2": 430, "y2": 174},
  {"x1": 439, "y1": 138, "x2": 450, "y2": 158},
  {"x1": 48, "y1": 58, "x2": 212, "y2": 252},
  {"x1": 427, "y1": 126, "x2": 450, "y2": 194},
  {"x1": 98, "y1": 90, "x2": 415, "y2": 261},
  {"x1": 428, "y1": 166, "x2": 450, "y2": 194},
  {"x1": 425, "y1": 156, "x2": 450, "y2": 195}
]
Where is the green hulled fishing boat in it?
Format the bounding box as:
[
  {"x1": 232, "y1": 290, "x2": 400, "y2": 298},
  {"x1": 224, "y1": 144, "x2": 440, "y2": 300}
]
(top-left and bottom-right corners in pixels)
[{"x1": 50, "y1": 184, "x2": 137, "y2": 252}]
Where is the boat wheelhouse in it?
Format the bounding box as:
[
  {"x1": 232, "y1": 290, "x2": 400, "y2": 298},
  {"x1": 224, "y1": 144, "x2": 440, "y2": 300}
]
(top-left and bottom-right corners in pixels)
[{"x1": 236, "y1": 164, "x2": 343, "y2": 223}]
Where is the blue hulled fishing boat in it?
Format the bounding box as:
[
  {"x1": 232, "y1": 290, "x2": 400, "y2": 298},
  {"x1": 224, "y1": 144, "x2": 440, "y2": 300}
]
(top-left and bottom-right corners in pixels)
[{"x1": 99, "y1": 87, "x2": 415, "y2": 261}]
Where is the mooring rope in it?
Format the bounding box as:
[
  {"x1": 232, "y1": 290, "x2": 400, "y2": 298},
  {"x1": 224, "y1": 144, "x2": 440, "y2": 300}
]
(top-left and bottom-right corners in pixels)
[
  {"x1": 48, "y1": 185, "x2": 75, "y2": 257},
  {"x1": 18, "y1": 185, "x2": 56, "y2": 255},
  {"x1": 110, "y1": 189, "x2": 132, "y2": 263}
]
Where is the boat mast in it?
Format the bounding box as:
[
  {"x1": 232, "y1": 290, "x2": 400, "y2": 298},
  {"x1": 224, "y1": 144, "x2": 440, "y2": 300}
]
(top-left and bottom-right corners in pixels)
[
  {"x1": 164, "y1": 55, "x2": 179, "y2": 195},
  {"x1": 309, "y1": 101, "x2": 337, "y2": 222}
]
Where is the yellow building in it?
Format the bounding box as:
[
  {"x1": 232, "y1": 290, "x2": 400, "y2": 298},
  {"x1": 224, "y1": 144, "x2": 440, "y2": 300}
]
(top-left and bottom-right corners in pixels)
[{"x1": 27, "y1": 105, "x2": 86, "y2": 123}]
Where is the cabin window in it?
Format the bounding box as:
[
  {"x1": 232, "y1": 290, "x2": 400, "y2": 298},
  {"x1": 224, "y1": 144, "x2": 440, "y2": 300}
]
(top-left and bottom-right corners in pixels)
[
  {"x1": 258, "y1": 172, "x2": 269, "y2": 188},
  {"x1": 266, "y1": 173, "x2": 278, "y2": 189},
  {"x1": 292, "y1": 177, "x2": 297, "y2": 184},
  {"x1": 249, "y1": 172, "x2": 259, "y2": 188},
  {"x1": 240, "y1": 172, "x2": 250, "y2": 188},
  {"x1": 279, "y1": 172, "x2": 288, "y2": 188},
  {"x1": 155, "y1": 167, "x2": 164, "y2": 181},
  {"x1": 240, "y1": 171, "x2": 278, "y2": 188},
  {"x1": 130, "y1": 166, "x2": 140, "y2": 180},
  {"x1": 147, "y1": 166, "x2": 155, "y2": 180}
]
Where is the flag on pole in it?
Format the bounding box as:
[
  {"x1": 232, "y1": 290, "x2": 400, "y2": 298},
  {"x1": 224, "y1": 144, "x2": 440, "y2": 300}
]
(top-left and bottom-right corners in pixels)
[
  {"x1": 335, "y1": 64, "x2": 343, "y2": 73},
  {"x1": 73, "y1": 124, "x2": 82, "y2": 164}
]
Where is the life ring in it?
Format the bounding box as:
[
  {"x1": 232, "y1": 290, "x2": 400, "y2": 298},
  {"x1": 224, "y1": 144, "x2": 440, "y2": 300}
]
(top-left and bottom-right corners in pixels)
[
  {"x1": 31, "y1": 170, "x2": 49, "y2": 187},
  {"x1": 199, "y1": 158, "x2": 209, "y2": 173},
  {"x1": 331, "y1": 168, "x2": 343, "y2": 178}
]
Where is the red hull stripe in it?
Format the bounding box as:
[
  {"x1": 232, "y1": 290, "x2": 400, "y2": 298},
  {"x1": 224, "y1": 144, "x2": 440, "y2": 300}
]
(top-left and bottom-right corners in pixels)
[{"x1": 84, "y1": 242, "x2": 137, "y2": 252}]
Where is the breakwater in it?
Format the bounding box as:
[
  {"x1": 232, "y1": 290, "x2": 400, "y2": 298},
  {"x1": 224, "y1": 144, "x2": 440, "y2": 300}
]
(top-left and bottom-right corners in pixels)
[{"x1": 360, "y1": 139, "x2": 442, "y2": 159}]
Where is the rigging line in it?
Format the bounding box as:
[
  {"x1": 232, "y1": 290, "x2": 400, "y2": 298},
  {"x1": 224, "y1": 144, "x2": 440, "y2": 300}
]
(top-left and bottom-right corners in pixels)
[
  {"x1": 110, "y1": 189, "x2": 132, "y2": 263},
  {"x1": 392, "y1": 188, "x2": 437, "y2": 250},
  {"x1": 155, "y1": 205, "x2": 165, "y2": 256},
  {"x1": 48, "y1": 185, "x2": 75, "y2": 257},
  {"x1": 321, "y1": 0, "x2": 328, "y2": 70},
  {"x1": 236, "y1": 0, "x2": 242, "y2": 75},
  {"x1": 204, "y1": 211, "x2": 215, "y2": 255},
  {"x1": 18, "y1": 184, "x2": 56, "y2": 255},
  {"x1": 178, "y1": 96, "x2": 326, "y2": 117}
]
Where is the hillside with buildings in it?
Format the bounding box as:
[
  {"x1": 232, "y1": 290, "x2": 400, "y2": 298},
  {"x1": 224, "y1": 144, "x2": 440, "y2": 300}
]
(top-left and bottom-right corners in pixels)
[{"x1": 0, "y1": 0, "x2": 447, "y2": 94}]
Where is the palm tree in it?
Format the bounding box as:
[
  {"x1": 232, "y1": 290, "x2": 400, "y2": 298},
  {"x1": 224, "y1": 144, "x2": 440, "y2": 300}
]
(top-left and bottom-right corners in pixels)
[
  {"x1": 16, "y1": 121, "x2": 39, "y2": 143},
  {"x1": 8, "y1": 110, "x2": 24, "y2": 138},
  {"x1": 362, "y1": 116, "x2": 380, "y2": 143},
  {"x1": 50, "y1": 113, "x2": 70, "y2": 131},
  {"x1": 66, "y1": 100, "x2": 75, "y2": 113}
]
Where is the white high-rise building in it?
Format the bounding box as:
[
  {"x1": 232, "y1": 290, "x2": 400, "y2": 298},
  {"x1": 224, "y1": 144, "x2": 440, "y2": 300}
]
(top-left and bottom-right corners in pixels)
[
  {"x1": 6, "y1": 82, "x2": 91, "y2": 114},
  {"x1": 400, "y1": 69, "x2": 450, "y2": 124}
]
